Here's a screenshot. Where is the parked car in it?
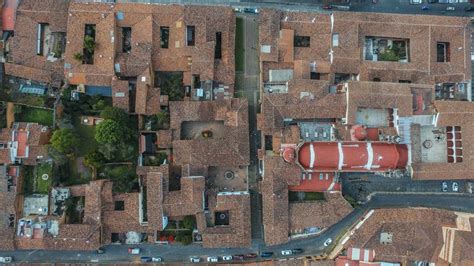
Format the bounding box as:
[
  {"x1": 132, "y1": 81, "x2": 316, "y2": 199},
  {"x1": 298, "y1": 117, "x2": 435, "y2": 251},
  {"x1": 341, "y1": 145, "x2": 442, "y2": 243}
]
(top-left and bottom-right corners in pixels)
[
  {"x1": 140, "y1": 257, "x2": 152, "y2": 263},
  {"x1": 324, "y1": 238, "x2": 333, "y2": 247},
  {"x1": 222, "y1": 255, "x2": 233, "y2": 261},
  {"x1": 322, "y1": 4, "x2": 333, "y2": 9},
  {"x1": 0, "y1": 257, "x2": 12, "y2": 263},
  {"x1": 465, "y1": 6, "x2": 474, "y2": 11},
  {"x1": 190, "y1": 256, "x2": 201, "y2": 263},
  {"x1": 281, "y1": 250, "x2": 293, "y2": 256},
  {"x1": 243, "y1": 8, "x2": 259, "y2": 14},
  {"x1": 442, "y1": 181, "x2": 448, "y2": 192},
  {"x1": 128, "y1": 248, "x2": 140, "y2": 255},
  {"x1": 410, "y1": 0, "x2": 423, "y2": 4},
  {"x1": 96, "y1": 247, "x2": 105, "y2": 254},
  {"x1": 260, "y1": 251, "x2": 274, "y2": 258},
  {"x1": 428, "y1": 0, "x2": 438, "y2": 3},
  {"x1": 452, "y1": 182, "x2": 459, "y2": 192},
  {"x1": 207, "y1": 256, "x2": 219, "y2": 262},
  {"x1": 292, "y1": 248, "x2": 304, "y2": 254},
  {"x1": 421, "y1": 4, "x2": 430, "y2": 10},
  {"x1": 152, "y1": 257, "x2": 163, "y2": 262},
  {"x1": 245, "y1": 253, "x2": 258, "y2": 259},
  {"x1": 233, "y1": 254, "x2": 245, "y2": 260},
  {"x1": 446, "y1": 6, "x2": 456, "y2": 11}
]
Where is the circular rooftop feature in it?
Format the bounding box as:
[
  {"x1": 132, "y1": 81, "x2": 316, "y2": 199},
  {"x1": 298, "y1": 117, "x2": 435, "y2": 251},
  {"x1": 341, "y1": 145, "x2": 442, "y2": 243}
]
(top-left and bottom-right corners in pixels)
[
  {"x1": 224, "y1": 170, "x2": 234, "y2": 180},
  {"x1": 423, "y1": 139, "x2": 433, "y2": 149},
  {"x1": 283, "y1": 147, "x2": 296, "y2": 163},
  {"x1": 41, "y1": 174, "x2": 49, "y2": 181}
]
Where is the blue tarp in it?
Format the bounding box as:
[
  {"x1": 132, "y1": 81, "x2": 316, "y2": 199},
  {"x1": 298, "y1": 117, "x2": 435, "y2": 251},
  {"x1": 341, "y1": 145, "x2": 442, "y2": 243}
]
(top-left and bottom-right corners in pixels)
[{"x1": 85, "y1": 86, "x2": 112, "y2": 97}]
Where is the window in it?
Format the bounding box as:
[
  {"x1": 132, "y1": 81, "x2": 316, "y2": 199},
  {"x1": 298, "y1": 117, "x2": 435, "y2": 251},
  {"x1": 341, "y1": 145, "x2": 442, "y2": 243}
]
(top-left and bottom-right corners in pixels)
[
  {"x1": 398, "y1": 80, "x2": 411, "y2": 83},
  {"x1": 114, "y1": 201, "x2": 125, "y2": 211},
  {"x1": 215, "y1": 32, "x2": 222, "y2": 59},
  {"x1": 373, "y1": 77, "x2": 381, "y2": 82},
  {"x1": 186, "y1": 26, "x2": 195, "y2": 46},
  {"x1": 437, "y1": 42, "x2": 450, "y2": 62},
  {"x1": 310, "y1": 72, "x2": 321, "y2": 80},
  {"x1": 160, "y1": 27, "x2": 169, "y2": 49},
  {"x1": 294, "y1": 36, "x2": 310, "y2": 47},
  {"x1": 332, "y1": 33, "x2": 339, "y2": 47},
  {"x1": 37, "y1": 23, "x2": 49, "y2": 56},
  {"x1": 122, "y1": 27, "x2": 132, "y2": 53}
]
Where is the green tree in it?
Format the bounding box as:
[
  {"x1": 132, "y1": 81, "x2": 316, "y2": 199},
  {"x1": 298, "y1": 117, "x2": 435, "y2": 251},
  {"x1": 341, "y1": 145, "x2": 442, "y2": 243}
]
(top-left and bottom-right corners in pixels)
[
  {"x1": 161, "y1": 75, "x2": 184, "y2": 101},
  {"x1": 183, "y1": 216, "x2": 195, "y2": 230},
  {"x1": 100, "y1": 106, "x2": 129, "y2": 125},
  {"x1": 95, "y1": 119, "x2": 125, "y2": 145},
  {"x1": 84, "y1": 35, "x2": 96, "y2": 54},
  {"x1": 50, "y1": 128, "x2": 79, "y2": 154},
  {"x1": 378, "y1": 47, "x2": 400, "y2": 62},
  {"x1": 84, "y1": 150, "x2": 105, "y2": 168},
  {"x1": 155, "y1": 109, "x2": 170, "y2": 129}
]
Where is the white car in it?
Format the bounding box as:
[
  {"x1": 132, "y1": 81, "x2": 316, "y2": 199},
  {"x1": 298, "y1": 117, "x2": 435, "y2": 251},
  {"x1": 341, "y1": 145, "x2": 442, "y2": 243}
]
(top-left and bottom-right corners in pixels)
[
  {"x1": 152, "y1": 257, "x2": 163, "y2": 262},
  {"x1": 222, "y1": 255, "x2": 233, "y2": 261},
  {"x1": 446, "y1": 6, "x2": 456, "y2": 11},
  {"x1": 452, "y1": 182, "x2": 459, "y2": 192},
  {"x1": 190, "y1": 257, "x2": 201, "y2": 263},
  {"x1": 281, "y1": 250, "x2": 293, "y2": 255},
  {"x1": 324, "y1": 238, "x2": 333, "y2": 247},
  {"x1": 0, "y1": 257, "x2": 12, "y2": 263},
  {"x1": 207, "y1": 256, "x2": 219, "y2": 262},
  {"x1": 128, "y1": 248, "x2": 140, "y2": 255}
]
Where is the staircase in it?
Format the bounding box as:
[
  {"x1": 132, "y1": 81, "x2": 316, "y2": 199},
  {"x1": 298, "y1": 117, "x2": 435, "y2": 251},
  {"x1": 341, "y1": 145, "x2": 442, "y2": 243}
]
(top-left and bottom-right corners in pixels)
[{"x1": 397, "y1": 117, "x2": 412, "y2": 145}]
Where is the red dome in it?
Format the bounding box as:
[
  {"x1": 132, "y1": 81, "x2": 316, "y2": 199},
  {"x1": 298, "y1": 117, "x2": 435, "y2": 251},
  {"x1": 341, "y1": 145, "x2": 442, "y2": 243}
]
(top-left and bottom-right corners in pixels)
[{"x1": 282, "y1": 147, "x2": 296, "y2": 163}]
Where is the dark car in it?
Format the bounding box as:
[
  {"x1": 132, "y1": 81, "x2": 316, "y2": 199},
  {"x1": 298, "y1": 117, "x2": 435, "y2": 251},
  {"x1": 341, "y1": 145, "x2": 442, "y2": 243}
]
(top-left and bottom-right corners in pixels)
[
  {"x1": 260, "y1": 251, "x2": 274, "y2": 258},
  {"x1": 465, "y1": 6, "x2": 474, "y2": 12},
  {"x1": 96, "y1": 247, "x2": 105, "y2": 254},
  {"x1": 233, "y1": 254, "x2": 245, "y2": 260},
  {"x1": 245, "y1": 253, "x2": 258, "y2": 259},
  {"x1": 291, "y1": 248, "x2": 304, "y2": 254},
  {"x1": 322, "y1": 4, "x2": 332, "y2": 10},
  {"x1": 428, "y1": 0, "x2": 437, "y2": 3},
  {"x1": 140, "y1": 257, "x2": 152, "y2": 263}
]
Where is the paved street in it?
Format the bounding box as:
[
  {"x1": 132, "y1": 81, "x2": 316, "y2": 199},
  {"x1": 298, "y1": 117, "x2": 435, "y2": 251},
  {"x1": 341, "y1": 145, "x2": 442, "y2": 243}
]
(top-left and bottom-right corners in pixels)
[{"x1": 342, "y1": 173, "x2": 471, "y2": 202}]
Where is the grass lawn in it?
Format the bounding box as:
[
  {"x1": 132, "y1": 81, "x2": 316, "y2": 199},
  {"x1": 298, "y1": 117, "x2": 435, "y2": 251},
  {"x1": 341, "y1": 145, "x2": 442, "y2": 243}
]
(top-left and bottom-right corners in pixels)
[
  {"x1": 73, "y1": 114, "x2": 98, "y2": 156},
  {"x1": 17, "y1": 106, "x2": 53, "y2": 126},
  {"x1": 36, "y1": 162, "x2": 53, "y2": 194},
  {"x1": 22, "y1": 166, "x2": 35, "y2": 195},
  {"x1": 289, "y1": 191, "x2": 325, "y2": 202},
  {"x1": 235, "y1": 17, "x2": 245, "y2": 72}
]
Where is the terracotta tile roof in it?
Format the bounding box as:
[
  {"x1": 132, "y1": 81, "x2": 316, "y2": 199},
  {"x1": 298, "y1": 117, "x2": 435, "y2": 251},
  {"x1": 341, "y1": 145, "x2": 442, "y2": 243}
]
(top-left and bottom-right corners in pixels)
[
  {"x1": 170, "y1": 99, "x2": 250, "y2": 167},
  {"x1": 6, "y1": 0, "x2": 68, "y2": 84},
  {"x1": 156, "y1": 130, "x2": 172, "y2": 149},
  {"x1": 260, "y1": 80, "x2": 345, "y2": 135},
  {"x1": 135, "y1": 68, "x2": 161, "y2": 115},
  {"x1": 412, "y1": 101, "x2": 474, "y2": 180},
  {"x1": 345, "y1": 81, "x2": 414, "y2": 124},
  {"x1": 202, "y1": 192, "x2": 252, "y2": 248},
  {"x1": 345, "y1": 208, "x2": 457, "y2": 263},
  {"x1": 262, "y1": 156, "x2": 301, "y2": 246},
  {"x1": 259, "y1": 9, "x2": 470, "y2": 84},
  {"x1": 64, "y1": 2, "x2": 116, "y2": 86},
  {"x1": 111, "y1": 79, "x2": 130, "y2": 112},
  {"x1": 288, "y1": 192, "x2": 352, "y2": 233},
  {"x1": 163, "y1": 176, "x2": 205, "y2": 217}
]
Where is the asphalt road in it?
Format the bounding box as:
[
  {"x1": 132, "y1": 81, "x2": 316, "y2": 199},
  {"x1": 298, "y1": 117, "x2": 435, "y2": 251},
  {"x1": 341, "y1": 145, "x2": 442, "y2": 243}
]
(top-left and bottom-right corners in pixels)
[{"x1": 342, "y1": 173, "x2": 471, "y2": 202}]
